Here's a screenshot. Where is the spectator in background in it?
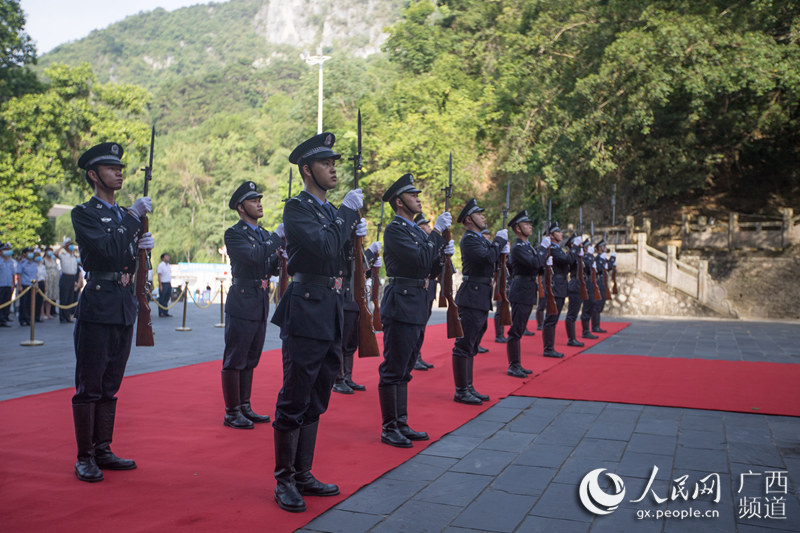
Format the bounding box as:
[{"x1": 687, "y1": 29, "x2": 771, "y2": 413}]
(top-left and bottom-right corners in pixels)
[
  {"x1": 43, "y1": 247, "x2": 60, "y2": 319},
  {"x1": 56, "y1": 238, "x2": 80, "y2": 323},
  {"x1": 16, "y1": 247, "x2": 38, "y2": 327},
  {"x1": 0, "y1": 242, "x2": 15, "y2": 327},
  {"x1": 203, "y1": 284, "x2": 212, "y2": 304},
  {"x1": 156, "y1": 253, "x2": 172, "y2": 317},
  {"x1": 34, "y1": 248, "x2": 46, "y2": 321}
]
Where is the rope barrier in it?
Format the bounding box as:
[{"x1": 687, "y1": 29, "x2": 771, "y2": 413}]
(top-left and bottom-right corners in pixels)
[
  {"x1": 146, "y1": 286, "x2": 186, "y2": 311},
  {"x1": 187, "y1": 288, "x2": 221, "y2": 310},
  {"x1": 34, "y1": 285, "x2": 79, "y2": 309},
  {"x1": 0, "y1": 284, "x2": 32, "y2": 309}
]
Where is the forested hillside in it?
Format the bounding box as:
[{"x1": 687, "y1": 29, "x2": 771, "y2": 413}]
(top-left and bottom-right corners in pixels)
[{"x1": 2, "y1": 0, "x2": 798, "y2": 261}]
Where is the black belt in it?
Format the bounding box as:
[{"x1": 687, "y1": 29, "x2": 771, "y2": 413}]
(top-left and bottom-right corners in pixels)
[
  {"x1": 232, "y1": 277, "x2": 269, "y2": 289},
  {"x1": 462, "y1": 275, "x2": 492, "y2": 285},
  {"x1": 554, "y1": 274, "x2": 567, "y2": 280},
  {"x1": 512, "y1": 275, "x2": 536, "y2": 281},
  {"x1": 292, "y1": 272, "x2": 343, "y2": 290},
  {"x1": 85, "y1": 271, "x2": 121, "y2": 281},
  {"x1": 388, "y1": 277, "x2": 428, "y2": 288}
]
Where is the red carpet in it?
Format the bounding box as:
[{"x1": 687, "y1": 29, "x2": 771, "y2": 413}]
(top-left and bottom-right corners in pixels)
[
  {"x1": 0, "y1": 321, "x2": 625, "y2": 533},
  {"x1": 514, "y1": 352, "x2": 800, "y2": 417}
]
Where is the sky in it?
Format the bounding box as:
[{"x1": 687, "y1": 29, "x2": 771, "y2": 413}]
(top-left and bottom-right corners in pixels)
[{"x1": 21, "y1": 0, "x2": 214, "y2": 54}]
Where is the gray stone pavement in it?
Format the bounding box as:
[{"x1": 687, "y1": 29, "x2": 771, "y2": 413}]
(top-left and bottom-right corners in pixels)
[{"x1": 1, "y1": 306, "x2": 799, "y2": 532}]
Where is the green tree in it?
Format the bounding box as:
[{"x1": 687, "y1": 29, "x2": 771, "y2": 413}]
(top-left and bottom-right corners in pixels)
[{"x1": 0, "y1": 0, "x2": 40, "y2": 103}]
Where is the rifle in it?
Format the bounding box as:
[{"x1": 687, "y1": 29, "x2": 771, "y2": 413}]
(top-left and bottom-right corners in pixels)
[
  {"x1": 591, "y1": 253, "x2": 602, "y2": 300},
  {"x1": 277, "y1": 168, "x2": 292, "y2": 299},
  {"x1": 544, "y1": 246, "x2": 557, "y2": 315},
  {"x1": 351, "y1": 109, "x2": 381, "y2": 358},
  {"x1": 603, "y1": 260, "x2": 612, "y2": 299},
  {"x1": 135, "y1": 126, "x2": 155, "y2": 347},
  {"x1": 495, "y1": 182, "x2": 512, "y2": 326},
  {"x1": 371, "y1": 202, "x2": 384, "y2": 332},
  {"x1": 575, "y1": 234, "x2": 589, "y2": 301},
  {"x1": 612, "y1": 234, "x2": 619, "y2": 295},
  {"x1": 537, "y1": 234, "x2": 546, "y2": 300},
  {"x1": 440, "y1": 153, "x2": 463, "y2": 339}
]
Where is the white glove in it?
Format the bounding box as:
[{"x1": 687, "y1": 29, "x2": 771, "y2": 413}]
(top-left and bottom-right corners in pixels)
[
  {"x1": 368, "y1": 241, "x2": 381, "y2": 255},
  {"x1": 501, "y1": 243, "x2": 510, "y2": 254},
  {"x1": 280, "y1": 248, "x2": 288, "y2": 260},
  {"x1": 546, "y1": 256, "x2": 553, "y2": 266},
  {"x1": 587, "y1": 245, "x2": 595, "y2": 255},
  {"x1": 496, "y1": 229, "x2": 509, "y2": 242},
  {"x1": 274, "y1": 223, "x2": 285, "y2": 239},
  {"x1": 600, "y1": 252, "x2": 608, "y2": 260},
  {"x1": 129, "y1": 197, "x2": 152, "y2": 219},
  {"x1": 355, "y1": 217, "x2": 367, "y2": 237},
  {"x1": 137, "y1": 232, "x2": 155, "y2": 250},
  {"x1": 373, "y1": 257, "x2": 383, "y2": 268},
  {"x1": 341, "y1": 189, "x2": 364, "y2": 211},
  {"x1": 578, "y1": 247, "x2": 584, "y2": 257},
  {"x1": 541, "y1": 236, "x2": 551, "y2": 248},
  {"x1": 611, "y1": 251, "x2": 617, "y2": 259},
  {"x1": 592, "y1": 260, "x2": 597, "y2": 270},
  {"x1": 434, "y1": 212, "x2": 452, "y2": 233},
  {"x1": 443, "y1": 240, "x2": 455, "y2": 255}
]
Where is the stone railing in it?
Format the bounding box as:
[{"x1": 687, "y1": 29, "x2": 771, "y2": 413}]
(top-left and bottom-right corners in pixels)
[
  {"x1": 561, "y1": 215, "x2": 651, "y2": 245},
  {"x1": 615, "y1": 233, "x2": 736, "y2": 317},
  {"x1": 682, "y1": 208, "x2": 799, "y2": 251}
]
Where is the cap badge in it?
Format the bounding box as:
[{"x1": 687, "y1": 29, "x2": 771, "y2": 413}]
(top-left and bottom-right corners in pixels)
[
  {"x1": 111, "y1": 144, "x2": 120, "y2": 155},
  {"x1": 249, "y1": 182, "x2": 255, "y2": 190},
  {"x1": 324, "y1": 134, "x2": 332, "y2": 147}
]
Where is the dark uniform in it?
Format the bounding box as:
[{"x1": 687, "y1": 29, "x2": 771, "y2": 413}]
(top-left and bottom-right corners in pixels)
[
  {"x1": 378, "y1": 175, "x2": 445, "y2": 448},
  {"x1": 411, "y1": 212, "x2": 438, "y2": 370},
  {"x1": 221, "y1": 181, "x2": 282, "y2": 429},
  {"x1": 563, "y1": 234, "x2": 586, "y2": 347},
  {"x1": 71, "y1": 142, "x2": 148, "y2": 482},
  {"x1": 534, "y1": 237, "x2": 549, "y2": 330},
  {"x1": 541, "y1": 222, "x2": 577, "y2": 358},
  {"x1": 579, "y1": 238, "x2": 600, "y2": 339},
  {"x1": 332, "y1": 243, "x2": 377, "y2": 394},
  {"x1": 592, "y1": 240, "x2": 609, "y2": 333},
  {"x1": 270, "y1": 132, "x2": 358, "y2": 512},
  {"x1": 506, "y1": 210, "x2": 542, "y2": 377},
  {"x1": 452, "y1": 199, "x2": 507, "y2": 405}
]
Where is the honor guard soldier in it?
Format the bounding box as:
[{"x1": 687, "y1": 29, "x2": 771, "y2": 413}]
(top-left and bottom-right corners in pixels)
[
  {"x1": 452, "y1": 199, "x2": 508, "y2": 405},
  {"x1": 592, "y1": 239, "x2": 610, "y2": 333},
  {"x1": 332, "y1": 236, "x2": 379, "y2": 395},
  {"x1": 378, "y1": 175, "x2": 448, "y2": 447},
  {"x1": 563, "y1": 233, "x2": 586, "y2": 347},
  {"x1": 410, "y1": 212, "x2": 438, "y2": 371},
  {"x1": 580, "y1": 238, "x2": 599, "y2": 339},
  {"x1": 541, "y1": 222, "x2": 577, "y2": 358},
  {"x1": 506, "y1": 210, "x2": 543, "y2": 377},
  {"x1": 534, "y1": 231, "x2": 550, "y2": 331},
  {"x1": 270, "y1": 132, "x2": 362, "y2": 512},
  {"x1": 71, "y1": 142, "x2": 154, "y2": 482},
  {"x1": 221, "y1": 181, "x2": 283, "y2": 429}
]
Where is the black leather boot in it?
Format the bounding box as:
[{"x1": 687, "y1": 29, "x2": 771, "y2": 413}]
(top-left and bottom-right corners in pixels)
[
  {"x1": 566, "y1": 321, "x2": 585, "y2": 347},
  {"x1": 274, "y1": 427, "x2": 306, "y2": 512},
  {"x1": 94, "y1": 399, "x2": 137, "y2": 470},
  {"x1": 542, "y1": 328, "x2": 564, "y2": 358},
  {"x1": 477, "y1": 345, "x2": 489, "y2": 353},
  {"x1": 332, "y1": 379, "x2": 354, "y2": 394},
  {"x1": 452, "y1": 356, "x2": 482, "y2": 405},
  {"x1": 379, "y1": 385, "x2": 413, "y2": 447},
  {"x1": 239, "y1": 368, "x2": 270, "y2": 423},
  {"x1": 591, "y1": 313, "x2": 607, "y2": 333},
  {"x1": 467, "y1": 356, "x2": 490, "y2": 401},
  {"x1": 581, "y1": 320, "x2": 598, "y2": 339},
  {"x1": 536, "y1": 309, "x2": 544, "y2": 330},
  {"x1": 494, "y1": 316, "x2": 508, "y2": 343},
  {"x1": 506, "y1": 338, "x2": 527, "y2": 378},
  {"x1": 523, "y1": 328, "x2": 535, "y2": 336},
  {"x1": 413, "y1": 354, "x2": 429, "y2": 371},
  {"x1": 419, "y1": 356, "x2": 434, "y2": 368},
  {"x1": 221, "y1": 370, "x2": 253, "y2": 429},
  {"x1": 342, "y1": 353, "x2": 366, "y2": 391},
  {"x1": 397, "y1": 383, "x2": 428, "y2": 441},
  {"x1": 294, "y1": 421, "x2": 339, "y2": 496},
  {"x1": 73, "y1": 403, "x2": 103, "y2": 482}
]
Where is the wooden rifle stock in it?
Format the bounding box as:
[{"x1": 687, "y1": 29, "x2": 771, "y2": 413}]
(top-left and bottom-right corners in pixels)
[
  {"x1": 371, "y1": 263, "x2": 382, "y2": 331},
  {"x1": 603, "y1": 267, "x2": 612, "y2": 299},
  {"x1": 544, "y1": 249, "x2": 557, "y2": 315},
  {"x1": 497, "y1": 254, "x2": 512, "y2": 326},
  {"x1": 611, "y1": 262, "x2": 618, "y2": 295},
  {"x1": 591, "y1": 259, "x2": 602, "y2": 300},
  {"x1": 354, "y1": 234, "x2": 380, "y2": 357},
  {"x1": 278, "y1": 238, "x2": 289, "y2": 299},
  {"x1": 135, "y1": 214, "x2": 154, "y2": 346},
  {"x1": 441, "y1": 227, "x2": 463, "y2": 339},
  {"x1": 537, "y1": 274, "x2": 545, "y2": 299},
  {"x1": 578, "y1": 253, "x2": 590, "y2": 301}
]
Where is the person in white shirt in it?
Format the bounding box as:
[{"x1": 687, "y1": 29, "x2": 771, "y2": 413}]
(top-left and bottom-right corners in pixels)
[
  {"x1": 156, "y1": 253, "x2": 172, "y2": 317},
  {"x1": 56, "y1": 238, "x2": 80, "y2": 323}
]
